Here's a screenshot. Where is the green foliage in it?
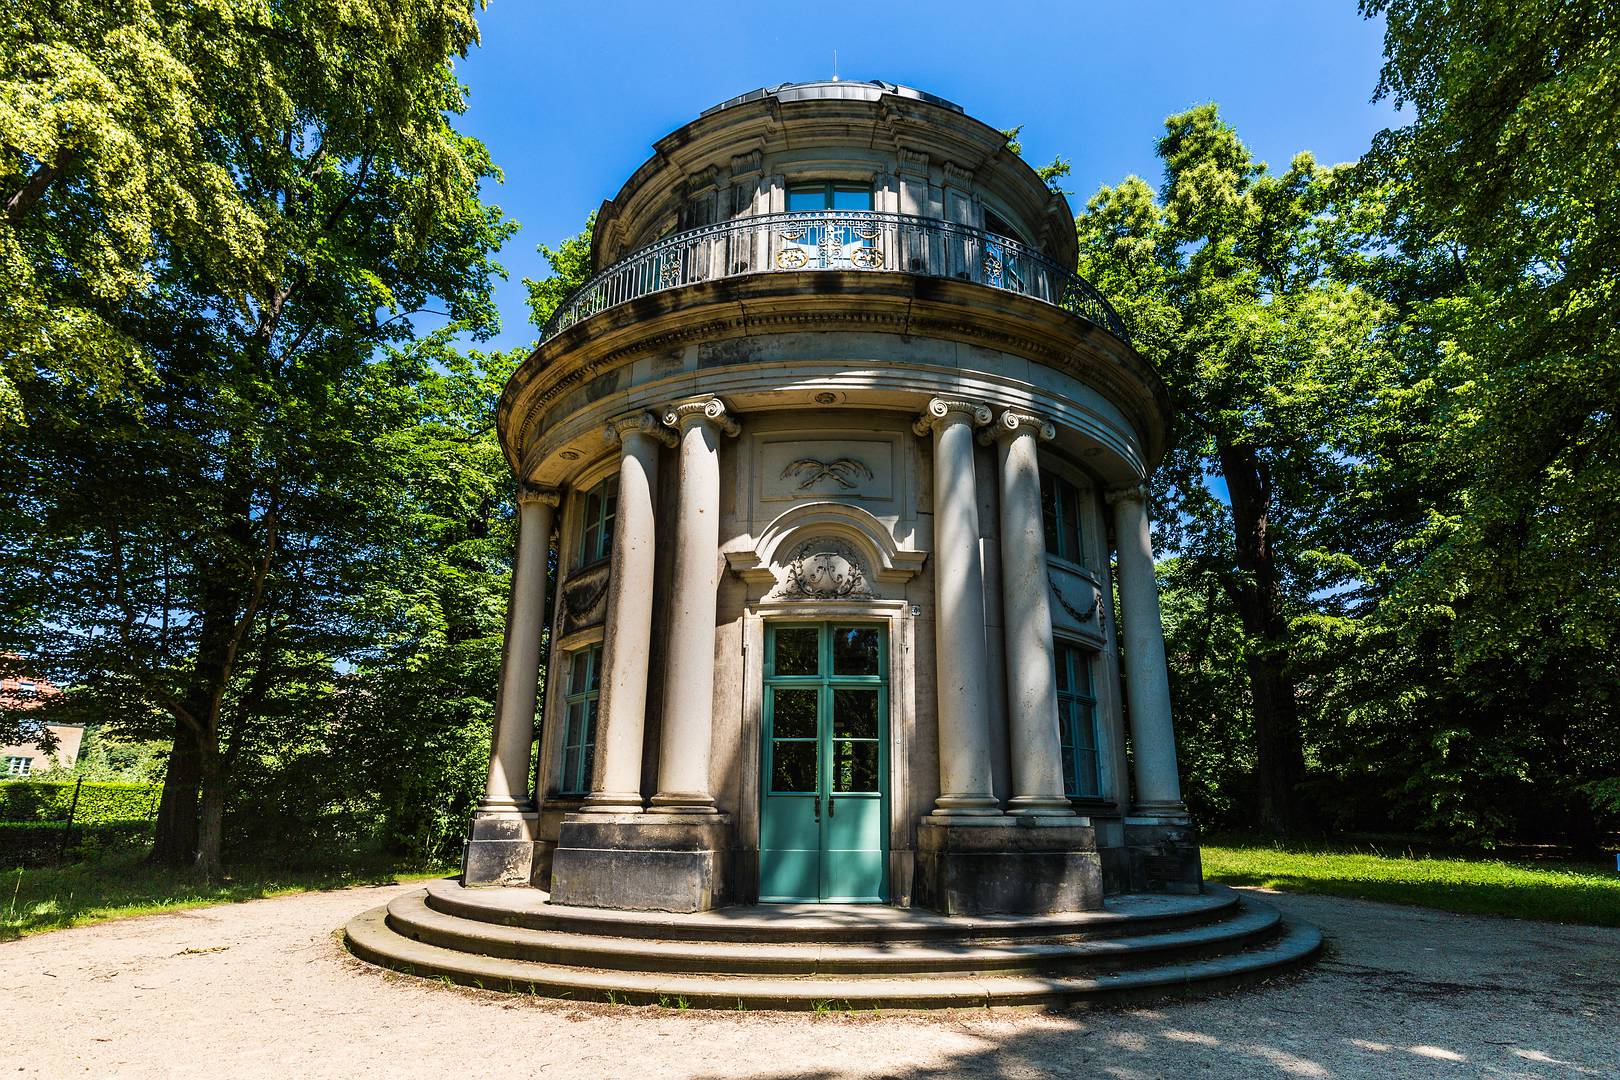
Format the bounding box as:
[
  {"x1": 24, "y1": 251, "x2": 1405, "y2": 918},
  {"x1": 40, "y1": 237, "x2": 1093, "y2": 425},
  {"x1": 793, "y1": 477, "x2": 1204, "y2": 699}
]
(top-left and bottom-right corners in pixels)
[
  {"x1": 0, "y1": 781, "x2": 159, "y2": 825},
  {"x1": 1204, "y1": 837, "x2": 1620, "y2": 927},
  {"x1": 999, "y1": 126, "x2": 1072, "y2": 194},
  {"x1": 524, "y1": 213, "x2": 596, "y2": 329},
  {"x1": 0, "y1": 847, "x2": 451, "y2": 940}
]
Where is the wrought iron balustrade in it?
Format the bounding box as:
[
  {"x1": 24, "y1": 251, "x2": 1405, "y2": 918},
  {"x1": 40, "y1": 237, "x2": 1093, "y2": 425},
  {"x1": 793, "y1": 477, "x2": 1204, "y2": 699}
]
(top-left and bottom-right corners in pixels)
[{"x1": 540, "y1": 211, "x2": 1131, "y2": 344}]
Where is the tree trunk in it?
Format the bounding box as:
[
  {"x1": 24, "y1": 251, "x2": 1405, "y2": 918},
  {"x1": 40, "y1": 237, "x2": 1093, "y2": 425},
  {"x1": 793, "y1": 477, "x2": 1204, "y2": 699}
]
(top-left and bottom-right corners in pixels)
[
  {"x1": 1217, "y1": 440, "x2": 1309, "y2": 834},
  {"x1": 195, "y1": 745, "x2": 226, "y2": 880},
  {"x1": 148, "y1": 714, "x2": 201, "y2": 867}
]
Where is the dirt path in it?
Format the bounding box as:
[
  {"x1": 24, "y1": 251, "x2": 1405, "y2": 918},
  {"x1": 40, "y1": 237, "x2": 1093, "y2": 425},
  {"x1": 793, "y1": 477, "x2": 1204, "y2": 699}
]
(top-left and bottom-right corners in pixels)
[{"x1": 1, "y1": 884, "x2": 1613, "y2": 1079}]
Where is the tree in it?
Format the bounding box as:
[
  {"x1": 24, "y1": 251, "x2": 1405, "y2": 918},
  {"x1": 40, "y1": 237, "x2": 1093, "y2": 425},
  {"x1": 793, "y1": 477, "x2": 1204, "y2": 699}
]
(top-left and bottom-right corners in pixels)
[
  {"x1": 1076, "y1": 106, "x2": 1392, "y2": 833},
  {"x1": 0, "y1": 0, "x2": 264, "y2": 426},
  {"x1": 1342, "y1": 0, "x2": 1620, "y2": 845},
  {"x1": 0, "y1": 0, "x2": 514, "y2": 877}
]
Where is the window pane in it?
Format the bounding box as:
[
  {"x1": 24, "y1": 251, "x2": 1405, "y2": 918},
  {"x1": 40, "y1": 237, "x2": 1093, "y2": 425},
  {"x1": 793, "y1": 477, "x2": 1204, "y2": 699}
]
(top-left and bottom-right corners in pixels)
[
  {"x1": 583, "y1": 646, "x2": 601, "y2": 692},
  {"x1": 1072, "y1": 700, "x2": 1097, "y2": 750},
  {"x1": 1071, "y1": 651, "x2": 1093, "y2": 695},
  {"x1": 1041, "y1": 476, "x2": 1061, "y2": 557},
  {"x1": 771, "y1": 741, "x2": 818, "y2": 792},
  {"x1": 562, "y1": 747, "x2": 581, "y2": 792},
  {"x1": 772, "y1": 688, "x2": 818, "y2": 739},
  {"x1": 832, "y1": 627, "x2": 879, "y2": 675},
  {"x1": 599, "y1": 483, "x2": 618, "y2": 559},
  {"x1": 1054, "y1": 646, "x2": 1072, "y2": 693},
  {"x1": 833, "y1": 739, "x2": 879, "y2": 792},
  {"x1": 1062, "y1": 483, "x2": 1083, "y2": 561},
  {"x1": 833, "y1": 688, "x2": 878, "y2": 740},
  {"x1": 831, "y1": 185, "x2": 872, "y2": 210},
  {"x1": 773, "y1": 628, "x2": 819, "y2": 676},
  {"x1": 1061, "y1": 745, "x2": 1078, "y2": 797},
  {"x1": 581, "y1": 522, "x2": 600, "y2": 564},
  {"x1": 1075, "y1": 747, "x2": 1100, "y2": 797},
  {"x1": 788, "y1": 185, "x2": 826, "y2": 212}
]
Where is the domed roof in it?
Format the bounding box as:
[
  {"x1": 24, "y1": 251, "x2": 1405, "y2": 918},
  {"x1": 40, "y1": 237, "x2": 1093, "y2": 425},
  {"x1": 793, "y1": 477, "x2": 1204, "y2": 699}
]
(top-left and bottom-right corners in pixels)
[{"x1": 700, "y1": 81, "x2": 965, "y2": 118}]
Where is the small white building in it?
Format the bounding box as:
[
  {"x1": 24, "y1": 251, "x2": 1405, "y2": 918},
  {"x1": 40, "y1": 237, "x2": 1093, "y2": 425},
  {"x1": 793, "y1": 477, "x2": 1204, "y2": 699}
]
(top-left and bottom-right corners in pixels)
[{"x1": 464, "y1": 80, "x2": 1198, "y2": 914}]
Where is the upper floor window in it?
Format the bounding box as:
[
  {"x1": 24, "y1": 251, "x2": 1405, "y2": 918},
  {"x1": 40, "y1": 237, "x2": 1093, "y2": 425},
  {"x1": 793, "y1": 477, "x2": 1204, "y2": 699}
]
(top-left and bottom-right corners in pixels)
[
  {"x1": 1055, "y1": 642, "x2": 1101, "y2": 799},
  {"x1": 788, "y1": 183, "x2": 872, "y2": 212},
  {"x1": 559, "y1": 645, "x2": 602, "y2": 796},
  {"x1": 1041, "y1": 471, "x2": 1085, "y2": 564},
  {"x1": 15, "y1": 680, "x2": 36, "y2": 699},
  {"x1": 577, "y1": 477, "x2": 617, "y2": 567},
  {"x1": 5, "y1": 756, "x2": 31, "y2": 777},
  {"x1": 984, "y1": 209, "x2": 1024, "y2": 243}
]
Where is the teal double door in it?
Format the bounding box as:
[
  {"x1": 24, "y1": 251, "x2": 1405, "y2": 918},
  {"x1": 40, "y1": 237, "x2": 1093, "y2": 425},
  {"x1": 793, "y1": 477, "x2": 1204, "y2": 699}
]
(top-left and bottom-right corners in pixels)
[{"x1": 759, "y1": 623, "x2": 889, "y2": 903}]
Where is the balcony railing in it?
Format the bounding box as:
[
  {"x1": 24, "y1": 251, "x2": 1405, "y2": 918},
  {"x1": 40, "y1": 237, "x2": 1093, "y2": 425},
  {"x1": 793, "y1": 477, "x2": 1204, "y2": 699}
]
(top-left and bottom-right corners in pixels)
[{"x1": 540, "y1": 210, "x2": 1131, "y2": 344}]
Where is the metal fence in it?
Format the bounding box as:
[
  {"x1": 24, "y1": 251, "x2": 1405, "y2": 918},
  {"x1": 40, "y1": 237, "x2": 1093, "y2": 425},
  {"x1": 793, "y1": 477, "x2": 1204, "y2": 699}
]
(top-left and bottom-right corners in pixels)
[{"x1": 541, "y1": 210, "x2": 1131, "y2": 344}]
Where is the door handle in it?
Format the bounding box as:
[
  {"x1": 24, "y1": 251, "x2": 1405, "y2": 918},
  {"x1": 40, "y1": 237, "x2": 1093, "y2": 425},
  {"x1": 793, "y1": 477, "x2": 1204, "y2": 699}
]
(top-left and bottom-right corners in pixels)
[
  {"x1": 828, "y1": 796, "x2": 836, "y2": 818},
  {"x1": 813, "y1": 798, "x2": 820, "y2": 822}
]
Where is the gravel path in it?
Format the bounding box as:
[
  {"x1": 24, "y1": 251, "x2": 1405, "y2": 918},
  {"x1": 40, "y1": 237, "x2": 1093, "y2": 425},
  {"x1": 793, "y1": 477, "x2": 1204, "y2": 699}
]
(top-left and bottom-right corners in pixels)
[{"x1": 1, "y1": 883, "x2": 1613, "y2": 1079}]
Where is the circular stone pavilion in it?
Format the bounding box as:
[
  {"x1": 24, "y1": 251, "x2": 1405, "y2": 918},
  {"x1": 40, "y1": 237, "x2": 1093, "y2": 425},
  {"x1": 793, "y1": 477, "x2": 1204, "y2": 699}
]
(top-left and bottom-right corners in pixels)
[{"x1": 347, "y1": 81, "x2": 1320, "y2": 1007}]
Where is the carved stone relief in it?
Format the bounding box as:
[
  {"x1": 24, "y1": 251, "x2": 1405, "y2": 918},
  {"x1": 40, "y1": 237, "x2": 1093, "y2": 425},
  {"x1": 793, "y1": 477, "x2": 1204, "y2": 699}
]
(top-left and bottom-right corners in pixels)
[
  {"x1": 559, "y1": 564, "x2": 611, "y2": 635},
  {"x1": 758, "y1": 437, "x2": 895, "y2": 503},
  {"x1": 775, "y1": 538, "x2": 872, "y2": 600},
  {"x1": 1049, "y1": 572, "x2": 1105, "y2": 631}
]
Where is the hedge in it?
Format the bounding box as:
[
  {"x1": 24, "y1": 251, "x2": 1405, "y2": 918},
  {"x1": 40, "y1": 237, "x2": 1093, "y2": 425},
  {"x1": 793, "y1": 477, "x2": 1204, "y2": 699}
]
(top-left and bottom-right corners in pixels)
[
  {"x1": 0, "y1": 781, "x2": 160, "y2": 826},
  {"x1": 0, "y1": 821, "x2": 154, "y2": 866}
]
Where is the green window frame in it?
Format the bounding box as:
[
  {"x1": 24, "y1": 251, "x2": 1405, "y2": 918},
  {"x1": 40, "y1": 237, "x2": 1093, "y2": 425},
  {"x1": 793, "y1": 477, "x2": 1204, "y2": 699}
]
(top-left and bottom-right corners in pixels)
[
  {"x1": 1041, "y1": 470, "x2": 1085, "y2": 564},
  {"x1": 787, "y1": 182, "x2": 873, "y2": 212},
  {"x1": 763, "y1": 624, "x2": 886, "y2": 797},
  {"x1": 1055, "y1": 641, "x2": 1102, "y2": 799},
  {"x1": 558, "y1": 644, "x2": 601, "y2": 796},
  {"x1": 577, "y1": 476, "x2": 617, "y2": 567}
]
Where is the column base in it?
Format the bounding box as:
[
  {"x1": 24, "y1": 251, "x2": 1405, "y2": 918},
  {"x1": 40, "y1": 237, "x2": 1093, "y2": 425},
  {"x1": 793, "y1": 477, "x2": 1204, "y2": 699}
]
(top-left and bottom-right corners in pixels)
[
  {"x1": 1123, "y1": 820, "x2": 1203, "y2": 895},
  {"x1": 462, "y1": 811, "x2": 539, "y2": 887},
  {"x1": 549, "y1": 813, "x2": 732, "y2": 913},
  {"x1": 577, "y1": 791, "x2": 646, "y2": 814},
  {"x1": 928, "y1": 793, "x2": 1002, "y2": 818},
  {"x1": 647, "y1": 792, "x2": 718, "y2": 814},
  {"x1": 914, "y1": 820, "x2": 1103, "y2": 914},
  {"x1": 1005, "y1": 795, "x2": 1078, "y2": 817}
]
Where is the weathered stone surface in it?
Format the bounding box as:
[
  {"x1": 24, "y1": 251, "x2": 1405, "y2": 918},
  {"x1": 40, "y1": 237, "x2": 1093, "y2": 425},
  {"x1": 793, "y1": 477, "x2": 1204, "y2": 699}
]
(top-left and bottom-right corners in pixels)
[
  {"x1": 914, "y1": 822, "x2": 1104, "y2": 914},
  {"x1": 463, "y1": 838, "x2": 536, "y2": 888},
  {"x1": 549, "y1": 815, "x2": 732, "y2": 912},
  {"x1": 1124, "y1": 822, "x2": 1204, "y2": 895}
]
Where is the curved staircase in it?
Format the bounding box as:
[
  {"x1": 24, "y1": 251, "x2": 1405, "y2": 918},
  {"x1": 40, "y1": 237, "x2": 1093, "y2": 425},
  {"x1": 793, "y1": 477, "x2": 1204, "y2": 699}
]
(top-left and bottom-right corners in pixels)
[{"x1": 345, "y1": 879, "x2": 1320, "y2": 1010}]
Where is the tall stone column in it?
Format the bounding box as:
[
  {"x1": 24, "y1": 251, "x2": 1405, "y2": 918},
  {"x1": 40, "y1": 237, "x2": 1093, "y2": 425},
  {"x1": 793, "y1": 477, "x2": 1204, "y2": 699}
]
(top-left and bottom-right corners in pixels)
[
  {"x1": 913, "y1": 398, "x2": 1001, "y2": 819},
  {"x1": 1107, "y1": 485, "x2": 1185, "y2": 814},
  {"x1": 581, "y1": 412, "x2": 676, "y2": 815},
  {"x1": 466, "y1": 483, "x2": 557, "y2": 885},
  {"x1": 989, "y1": 410, "x2": 1075, "y2": 817},
  {"x1": 651, "y1": 397, "x2": 740, "y2": 813}
]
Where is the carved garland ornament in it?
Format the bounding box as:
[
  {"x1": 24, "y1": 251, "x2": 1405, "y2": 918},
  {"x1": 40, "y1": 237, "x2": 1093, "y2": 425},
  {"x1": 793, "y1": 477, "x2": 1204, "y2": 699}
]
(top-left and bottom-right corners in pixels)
[
  {"x1": 1050, "y1": 574, "x2": 1104, "y2": 626},
  {"x1": 779, "y1": 457, "x2": 873, "y2": 490}
]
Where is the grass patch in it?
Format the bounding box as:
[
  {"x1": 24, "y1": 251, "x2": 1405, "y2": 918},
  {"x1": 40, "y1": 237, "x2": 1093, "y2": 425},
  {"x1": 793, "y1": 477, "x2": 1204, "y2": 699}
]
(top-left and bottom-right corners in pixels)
[
  {"x1": 1203, "y1": 835, "x2": 1620, "y2": 927},
  {"x1": 2, "y1": 847, "x2": 453, "y2": 940}
]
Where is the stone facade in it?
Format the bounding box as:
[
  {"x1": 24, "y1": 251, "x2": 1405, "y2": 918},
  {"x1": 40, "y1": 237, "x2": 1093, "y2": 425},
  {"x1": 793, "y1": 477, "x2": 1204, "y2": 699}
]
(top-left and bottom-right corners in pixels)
[{"x1": 464, "y1": 81, "x2": 1200, "y2": 914}]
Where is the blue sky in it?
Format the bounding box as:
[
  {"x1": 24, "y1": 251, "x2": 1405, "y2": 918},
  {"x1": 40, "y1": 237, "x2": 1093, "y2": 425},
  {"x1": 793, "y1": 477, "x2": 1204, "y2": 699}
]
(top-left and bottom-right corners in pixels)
[{"x1": 456, "y1": 2, "x2": 1399, "y2": 354}]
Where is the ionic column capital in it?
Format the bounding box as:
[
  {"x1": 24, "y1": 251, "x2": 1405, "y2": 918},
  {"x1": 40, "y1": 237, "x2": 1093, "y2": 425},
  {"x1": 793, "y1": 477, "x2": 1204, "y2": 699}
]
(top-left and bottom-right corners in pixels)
[
  {"x1": 912, "y1": 397, "x2": 992, "y2": 436},
  {"x1": 663, "y1": 396, "x2": 741, "y2": 437},
  {"x1": 1105, "y1": 483, "x2": 1150, "y2": 507},
  {"x1": 517, "y1": 483, "x2": 562, "y2": 509},
  {"x1": 606, "y1": 410, "x2": 679, "y2": 449},
  {"x1": 980, "y1": 409, "x2": 1057, "y2": 445}
]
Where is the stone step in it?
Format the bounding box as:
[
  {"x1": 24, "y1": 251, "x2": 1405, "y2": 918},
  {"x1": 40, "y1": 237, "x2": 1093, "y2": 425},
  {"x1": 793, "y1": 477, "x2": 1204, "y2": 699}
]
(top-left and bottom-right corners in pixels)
[
  {"x1": 421, "y1": 877, "x2": 1242, "y2": 945},
  {"x1": 385, "y1": 890, "x2": 1282, "y2": 977},
  {"x1": 344, "y1": 902, "x2": 1323, "y2": 1011}
]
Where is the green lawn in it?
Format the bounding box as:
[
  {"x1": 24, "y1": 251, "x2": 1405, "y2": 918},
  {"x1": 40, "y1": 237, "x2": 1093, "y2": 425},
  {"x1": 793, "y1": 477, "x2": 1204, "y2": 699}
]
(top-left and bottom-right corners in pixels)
[
  {"x1": 1203, "y1": 836, "x2": 1620, "y2": 927},
  {"x1": 2, "y1": 848, "x2": 453, "y2": 940}
]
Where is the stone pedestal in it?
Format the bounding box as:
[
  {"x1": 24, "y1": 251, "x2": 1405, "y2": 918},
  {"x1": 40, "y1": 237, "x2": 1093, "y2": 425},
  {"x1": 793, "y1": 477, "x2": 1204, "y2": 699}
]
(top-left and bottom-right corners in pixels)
[
  {"x1": 914, "y1": 821, "x2": 1103, "y2": 915},
  {"x1": 549, "y1": 814, "x2": 732, "y2": 913},
  {"x1": 1124, "y1": 820, "x2": 1203, "y2": 895},
  {"x1": 463, "y1": 812, "x2": 539, "y2": 887}
]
